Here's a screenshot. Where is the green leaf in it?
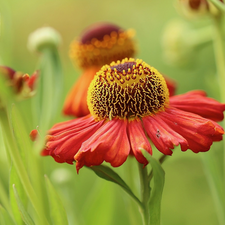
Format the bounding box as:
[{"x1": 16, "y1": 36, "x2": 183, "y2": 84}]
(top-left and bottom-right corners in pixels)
[
  {"x1": 0, "y1": 72, "x2": 13, "y2": 106},
  {"x1": 13, "y1": 184, "x2": 35, "y2": 225},
  {"x1": 32, "y1": 48, "x2": 63, "y2": 152},
  {"x1": 89, "y1": 165, "x2": 142, "y2": 207},
  {"x1": 0, "y1": 178, "x2": 12, "y2": 219},
  {"x1": 144, "y1": 154, "x2": 165, "y2": 225},
  {"x1": 0, "y1": 205, "x2": 16, "y2": 225},
  {"x1": 10, "y1": 104, "x2": 32, "y2": 170},
  {"x1": 44, "y1": 175, "x2": 69, "y2": 225},
  {"x1": 10, "y1": 164, "x2": 27, "y2": 225}
]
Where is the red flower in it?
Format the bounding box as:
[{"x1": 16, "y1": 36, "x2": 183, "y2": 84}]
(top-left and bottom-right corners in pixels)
[
  {"x1": 63, "y1": 22, "x2": 176, "y2": 117},
  {"x1": 0, "y1": 66, "x2": 38, "y2": 97},
  {"x1": 42, "y1": 58, "x2": 225, "y2": 173}
]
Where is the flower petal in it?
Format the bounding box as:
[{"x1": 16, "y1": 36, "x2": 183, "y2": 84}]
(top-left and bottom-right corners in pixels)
[
  {"x1": 170, "y1": 90, "x2": 225, "y2": 121},
  {"x1": 63, "y1": 67, "x2": 100, "y2": 117},
  {"x1": 75, "y1": 119, "x2": 130, "y2": 172},
  {"x1": 127, "y1": 119, "x2": 152, "y2": 165},
  {"x1": 42, "y1": 115, "x2": 104, "y2": 164},
  {"x1": 143, "y1": 114, "x2": 188, "y2": 155},
  {"x1": 159, "y1": 108, "x2": 224, "y2": 153},
  {"x1": 163, "y1": 75, "x2": 176, "y2": 96}
]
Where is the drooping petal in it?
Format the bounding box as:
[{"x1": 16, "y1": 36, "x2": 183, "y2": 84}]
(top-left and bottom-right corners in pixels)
[
  {"x1": 42, "y1": 115, "x2": 104, "y2": 164},
  {"x1": 63, "y1": 67, "x2": 100, "y2": 117},
  {"x1": 75, "y1": 119, "x2": 130, "y2": 172},
  {"x1": 143, "y1": 107, "x2": 224, "y2": 154},
  {"x1": 157, "y1": 107, "x2": 224, "y2": 153},
  {"x1": 170, "y1": 90, "x2": 225, "y2": 121},
  {"x1": 127, "y1": 119, "x2": 152, "y2": 165},
  {"x1": 143, "y1": 113, "x2": 189, "y2": 155}
]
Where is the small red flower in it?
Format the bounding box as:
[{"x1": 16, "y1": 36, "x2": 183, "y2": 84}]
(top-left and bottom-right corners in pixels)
[
  {"x1": 0, "y1": 66, "x2": 38, "y2": 97},
  {"x1": 42, "y1": 58, "x2": 225, "y2": 173},
  {"x1": 64, "y1": 22, "x2": 176, "y2": 117}
]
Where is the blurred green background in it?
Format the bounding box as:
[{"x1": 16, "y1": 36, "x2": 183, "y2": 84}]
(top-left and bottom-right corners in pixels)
[{"x1": 0, "y1": 0, "x2": 223, "y2": 224}]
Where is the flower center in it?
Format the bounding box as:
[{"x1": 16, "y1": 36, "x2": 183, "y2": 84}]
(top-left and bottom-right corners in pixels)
[
  {"x1": 70, "y1": 23, "x2": 136, "y2": 69},
  {"x1": 81, "y1": 23, "x2": 121, "y2": 44},
  {"x1": 87, "y1": 58, "x2": 169, "y2": 120}
]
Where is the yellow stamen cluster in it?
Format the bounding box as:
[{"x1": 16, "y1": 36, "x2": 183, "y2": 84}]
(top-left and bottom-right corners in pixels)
[
  {"x1": 87, "y1": 58, "x2": 169, "y2": 121},
  {"x1": 70, "y1": 29, "x2": 136, "y2": 69}
]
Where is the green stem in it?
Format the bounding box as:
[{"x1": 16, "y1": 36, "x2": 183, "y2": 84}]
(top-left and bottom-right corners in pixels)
[
  {"x1": 138, "y1": 163, "x2": 151, "y2": 225},
  {"x1": 211, "y1": 11, "x2": 225, "y2": 225},
  {"x1": 0, "y1": 108, "x2": 49, "y2": 225},
  {"x1": 212, "y1": 11, "x2": 225, "y2": 178}
]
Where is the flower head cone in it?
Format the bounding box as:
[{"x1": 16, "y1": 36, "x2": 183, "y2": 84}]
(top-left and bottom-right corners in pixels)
[
  {"x1": 42, "y1": 58, "x2": 225, "y2": 173},
  {"x1": 63, "y1": 22, "x2": 137, "y2": 117}
]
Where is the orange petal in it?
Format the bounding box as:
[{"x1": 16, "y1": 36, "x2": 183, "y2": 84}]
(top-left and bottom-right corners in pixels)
[
  {"x1": 42, "y1": 115, "x2": 104, "y2": 164},
  {"x1": 75, "y1": 119, "x2": 130, "y2": 172},
  {"x1": 143, "y1": 114, "x2": 188, "y2": 155},
  {"x1": 159, "y1": 108, "x2": 224, "y2": 153},
  {"x1": 170, "y1": 90, "x2": 225, "y2": 121},
  {"x1": 127, "y1": 119, "x2": 152, "y2": 165},
  {"x1": 63, "y1": 67, "x2": 100, "y2": 117}
]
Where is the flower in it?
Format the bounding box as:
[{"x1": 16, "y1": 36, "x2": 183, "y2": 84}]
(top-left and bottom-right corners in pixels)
[
  {"x1": 64, "y1": 23, "x2": 176, "y2": 117},
  {"x1": 42, "y1": 58, "x2": 225, "y2": 173},
  {"x1": 63, "y1": 22, "x2": 137, "y2": 117},
  {"x1": 0, "y1": 66, "x2": 38, "y2": 98},
  {"x1": 176, "y1": 0, "x2": 224, "y2": 18}
]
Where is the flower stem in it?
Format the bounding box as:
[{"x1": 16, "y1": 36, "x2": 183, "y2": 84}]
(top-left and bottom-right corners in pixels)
[
  {"x1": 138, "y1": 163, "x2": 151, "y2": 225},
  {"x1": 211, "y1": 11, "x2": 225, "y2": 176},
  {"x1": 210, "y1": 10, "x2": 225, "y2": 225}
]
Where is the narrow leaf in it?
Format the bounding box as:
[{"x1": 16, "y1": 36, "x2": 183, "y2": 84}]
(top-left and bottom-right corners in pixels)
[
  {"x1": 44, "y1": 175, "x2": 69, "y2": 225},
  {"x1": 144, "y1": 154, "x2": 165, "y2": 225},
  {"x1": 11, "y1": 104, "x2": 32, "y2": 170},
  {"x1": 89, "y1": 165, "x2": 142, "y2": 207},
  {"x1": 0, "y1": 205, "x2": 16, "y2": 225},
  {"x1": 10, "y1": 164, "x2": 26, "y2": 225},
  {"x1": 13, "y1": 184, "x2": 35, "y2": 225}
]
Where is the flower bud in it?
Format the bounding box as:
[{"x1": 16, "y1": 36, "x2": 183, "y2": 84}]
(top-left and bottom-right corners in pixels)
[{"x1": 27, "y1": 27, "x2": 61, "y2": 53}]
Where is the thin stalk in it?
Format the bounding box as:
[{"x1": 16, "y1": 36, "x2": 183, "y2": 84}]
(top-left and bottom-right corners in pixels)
[
  {"x1": 210, "y1": 11, "x2": 225, "y2": 225},
  {"x1": 212, "y1": 12, "x2": 225, "y2": 180},
  {"x1": 0, "y1": 108, "x2": 49, "y2": 225},
  {"x1": 138, "y1": 163, "x2": 151, "y2": 225}
]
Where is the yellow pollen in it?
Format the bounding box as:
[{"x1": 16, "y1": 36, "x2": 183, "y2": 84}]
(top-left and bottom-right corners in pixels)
[
  {"x1": 87, "y1": 58, "x2": 169, "y2": 120},
  {"x1": 69, "y1": 29, "x2": 136, "y2": 69}
]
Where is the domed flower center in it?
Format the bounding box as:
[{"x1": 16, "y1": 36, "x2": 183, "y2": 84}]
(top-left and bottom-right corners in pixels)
[
  {"x1": 87, "y1": 58, "x2": 169, "y2": 120},
  {"x1": 70, "y1": 23, "x2": 136, "y2": 69},
  {"x1": 81, "y1": 23, "x2": 121, "y2": 44}
]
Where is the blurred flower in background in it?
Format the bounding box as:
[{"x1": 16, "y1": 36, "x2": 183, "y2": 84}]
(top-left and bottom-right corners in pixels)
[
  {"x1": 0, "y1": 66, "x2": 38, "y2": 100},
  {"x1": 63, "y1": 22, "x2": 136, "y2": 117},
  {"x1": 176, "y1": 0, "x2": 224, "y2": 18},
  {"x1": 42, "y1": 58, "x2": 225, "y2": 173},
  {"x1": 176, "y1": 0, "x2": 210, "y2": 18}
]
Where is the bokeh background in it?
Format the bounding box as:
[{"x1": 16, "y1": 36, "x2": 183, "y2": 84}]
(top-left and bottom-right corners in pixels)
[{"x1": 0, "y1": 0, "x2": 223, "y2": 224}]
